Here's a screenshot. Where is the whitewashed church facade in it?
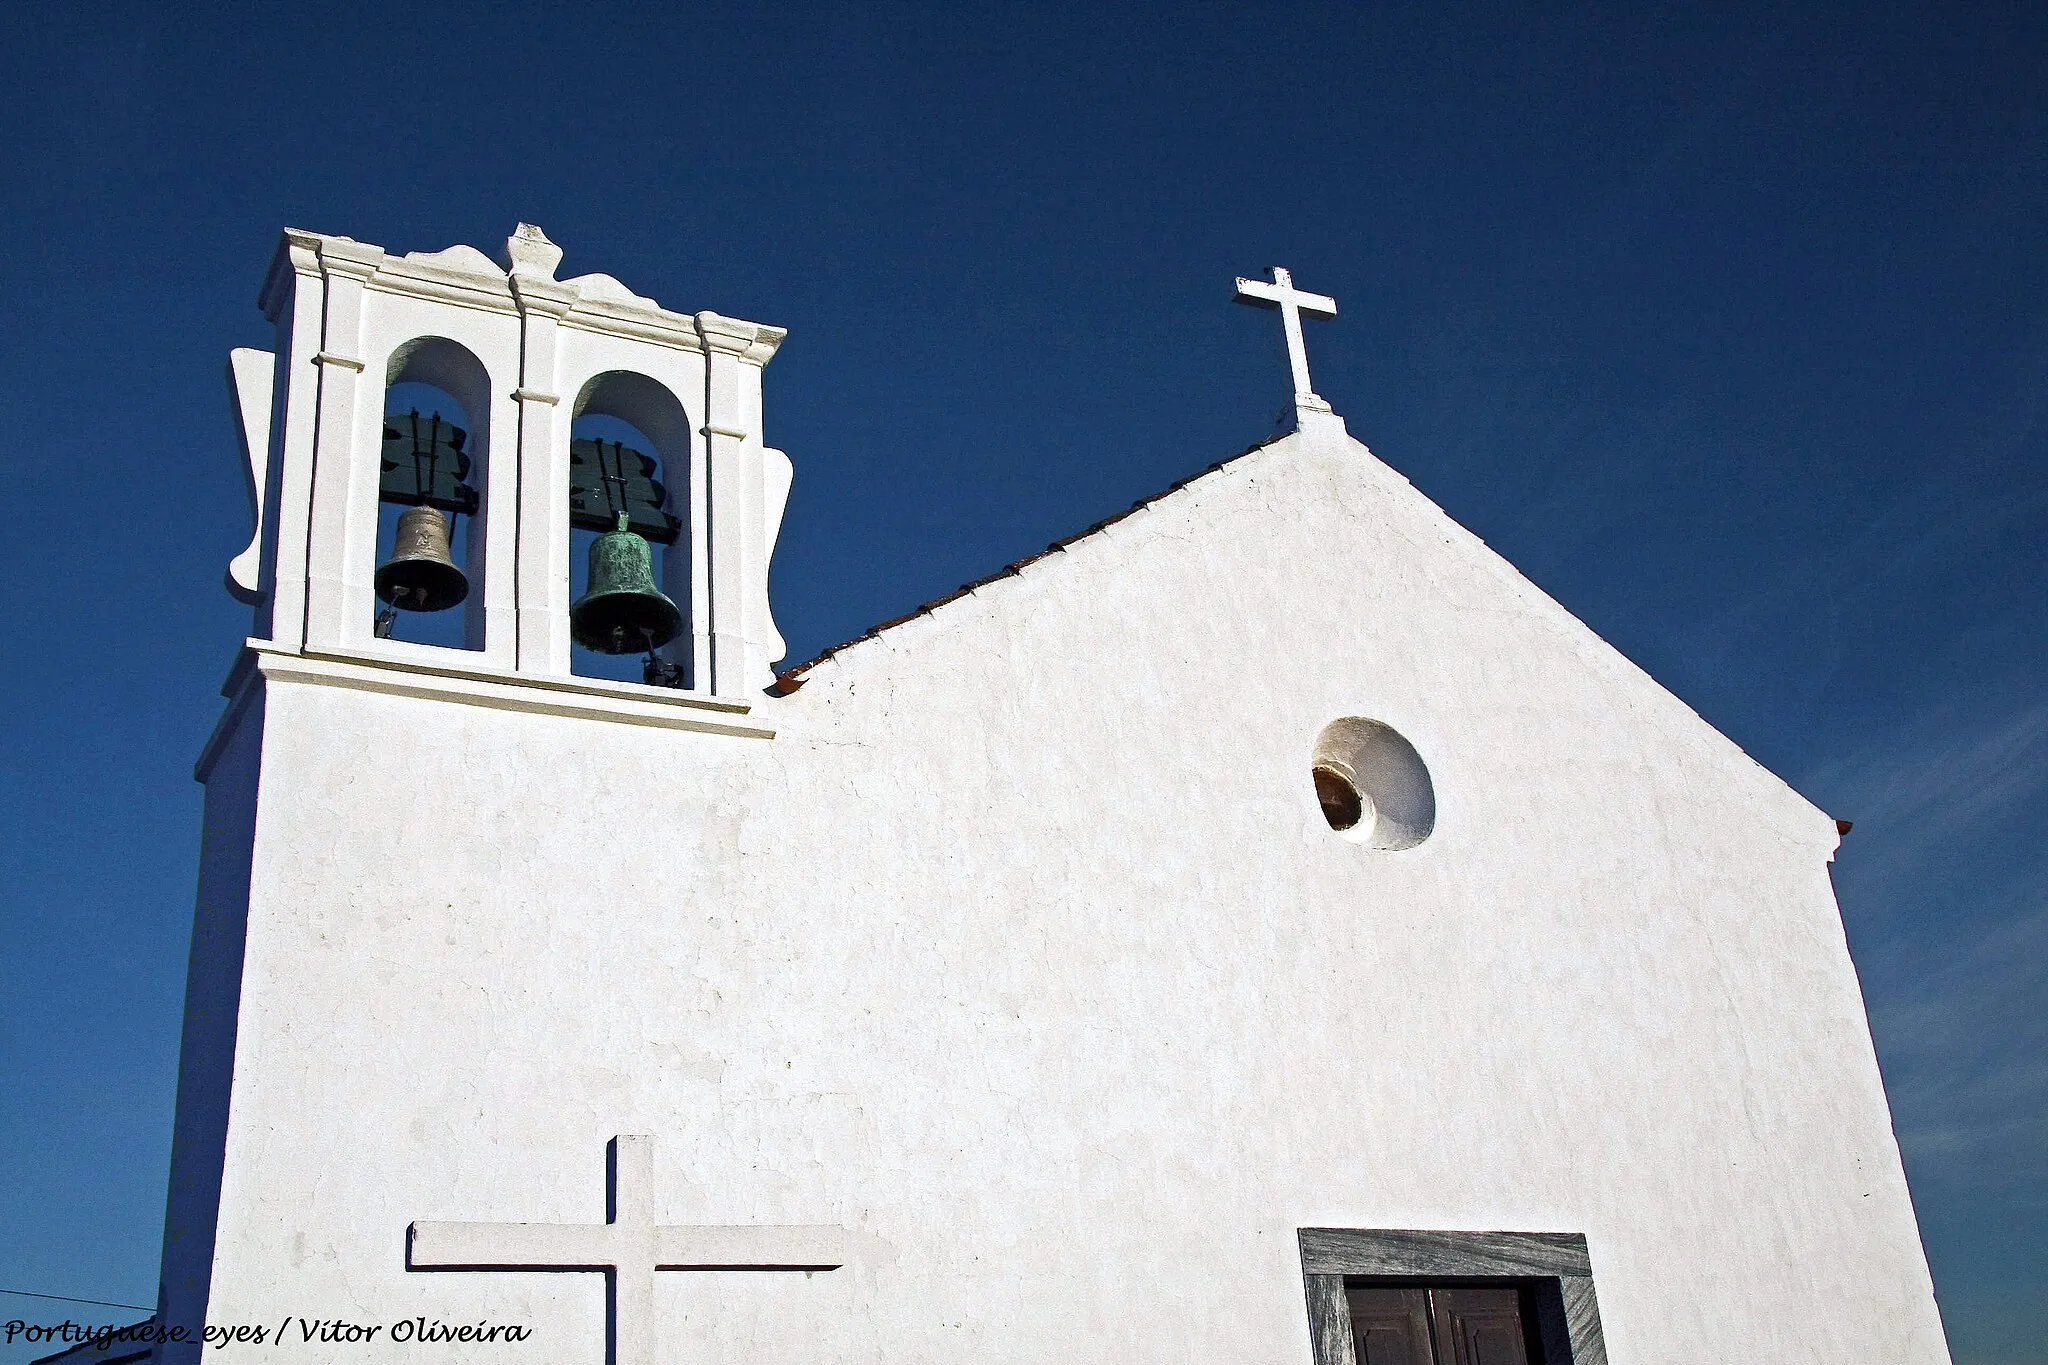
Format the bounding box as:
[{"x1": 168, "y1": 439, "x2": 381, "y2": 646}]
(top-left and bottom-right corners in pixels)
[{"x1": 144, "y1": 225, "x2": 1951, "y2": 1364}]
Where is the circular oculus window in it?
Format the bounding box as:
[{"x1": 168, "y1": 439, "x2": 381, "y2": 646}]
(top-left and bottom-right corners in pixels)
[{"x1": 1311, "y1": 718, "x2": 1436, "y2": 850}]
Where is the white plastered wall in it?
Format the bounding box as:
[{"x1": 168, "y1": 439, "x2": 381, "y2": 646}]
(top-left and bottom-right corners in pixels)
[{"x1": 164, "y1": 417, "x2": 1950, "y2": 1364}]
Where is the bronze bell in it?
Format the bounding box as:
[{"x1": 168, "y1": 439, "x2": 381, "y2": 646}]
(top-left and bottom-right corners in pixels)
[
  {"x1": 570, "y1": 514, "x2": 683, "y2": 654},
  {"x1": 375, "y1": 506, "x2": 469, "y2": 613}
]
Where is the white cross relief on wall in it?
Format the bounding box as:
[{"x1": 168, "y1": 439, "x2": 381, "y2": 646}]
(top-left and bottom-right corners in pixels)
[
  {"x1": 1233, "y1": 266, "x2": 1339, "y2": 413},
  {"x1": 407, "y1": 1136, "x2": 853, "y2": 1365}
]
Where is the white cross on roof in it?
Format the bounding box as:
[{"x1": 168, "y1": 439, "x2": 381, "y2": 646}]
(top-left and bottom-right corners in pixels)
[{"x1": 1233, "y1": 266, "x2": 1337, "y2": 413}]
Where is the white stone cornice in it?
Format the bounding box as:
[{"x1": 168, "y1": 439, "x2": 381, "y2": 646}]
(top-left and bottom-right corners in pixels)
[
  {"x1": 366, "y1": 259, "x2": 518, "y2": 316},
  {"x1": 694, "y1": 311, "x2": 752, "y2": 350},
  {"x1": 509, "y1": 273, "x2": 579, "y2": 319},
  {"x1": 694, "y1": 310, "x2": 786, "y2": 366},
  {"x1": 563, "y1": 271, "x2": 659, "y2": 309},
  {"x1": 258, "y1": 227, "x2": 790, "y2": 355},
  {"x1": 402, "y1": 243, "x2": 502, "y2": 276},
  {"x1": 267, "y1": 227, "x2": 521, "y2": 318},
  {"x1": 563, "y1": 299, "x2": 702, "y2": 350},
  {"x1": 741, "y1": 328, "x2": 786, "y2": 366},
  {"x1": 314, "y1": 237, "x2": 385, "y2": 281},
  {"x1": 196, "y1": 643, "x2": 774, "y2": 775}
]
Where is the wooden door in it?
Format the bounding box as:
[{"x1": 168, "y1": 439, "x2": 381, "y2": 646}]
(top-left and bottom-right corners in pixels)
[
  {"x1": 1346, "y1": 1288, "x2": 1433, "y2": 1365},
  {"x1": 1346, "y1": 1285, "x2": 1532, "y2": 1365},
  {"x1": 1428, "y1": 1288, "x2": 1530, "y2": 1365}
]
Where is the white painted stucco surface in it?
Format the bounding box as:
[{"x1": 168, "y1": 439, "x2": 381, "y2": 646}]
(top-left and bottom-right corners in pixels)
[{"x1": 163, "y1": 415, "x2": 1950, "y2": 1364}]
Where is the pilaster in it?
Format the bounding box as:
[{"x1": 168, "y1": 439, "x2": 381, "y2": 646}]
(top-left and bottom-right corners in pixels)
[
  {"x1": 508, "y1": 252, "x2": 577, "y2": 676},
  {"x1": 300, "y1": 238, "x2": 386, "y2": 653},
  {"x1": 693, "y1": 312, "x2": 786, "y2": 697},
  {"x1": 253, "y1": 233, "x2": 327, "y2": 652}
]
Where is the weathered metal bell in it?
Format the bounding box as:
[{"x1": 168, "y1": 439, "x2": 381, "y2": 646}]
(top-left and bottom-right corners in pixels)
[
  {"x1": 571, "y1": 514, "x2": 683, "y2": 654},
  {"x1": 374, "y1": 506, "x2": 469, "y2": 613}
]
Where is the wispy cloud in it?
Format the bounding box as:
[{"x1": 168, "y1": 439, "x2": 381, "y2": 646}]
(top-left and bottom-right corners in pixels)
[
  {"x1": 1807, "y1": 701, "x2": 2048, "y2": 1196},
  {"x1": 1870, "y1": 901, "x2": 2048, "y2": 1194},
  {"x1": 1821, "y1": 699, "x2": 2048, "y2": 907}
]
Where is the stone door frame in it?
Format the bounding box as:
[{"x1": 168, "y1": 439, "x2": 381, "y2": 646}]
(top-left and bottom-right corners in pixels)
[{"x1": 1298, "y1": 1228, "x2": 1608, "y2": 1365}]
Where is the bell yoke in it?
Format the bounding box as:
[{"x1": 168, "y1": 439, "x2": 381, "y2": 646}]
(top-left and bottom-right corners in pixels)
[
  {"x1": 372, "y1": 409, "x2": 477, "y2": 632},
  {"x1": 373, "y1": 416, "x2": 685, "y2": 663}
]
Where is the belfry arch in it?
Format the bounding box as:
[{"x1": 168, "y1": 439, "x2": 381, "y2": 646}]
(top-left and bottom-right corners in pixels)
[
  {"x1": 373, "y1": 337, "x2": 495, "y2": 650},
  {"x1": 564, "y1": 369, "x2": 696, "y2": 685}
]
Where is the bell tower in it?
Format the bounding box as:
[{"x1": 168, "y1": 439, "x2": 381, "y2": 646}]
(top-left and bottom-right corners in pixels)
[
  {"x1": 227, "y1": 222, "x2": 791, "y2": 696},
  {"x1": 162, "y1": 228, "x2": 794, "y2": 1357}
]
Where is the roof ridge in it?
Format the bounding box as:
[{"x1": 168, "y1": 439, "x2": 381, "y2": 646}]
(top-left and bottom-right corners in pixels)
[{"x1": 772, "y1": 428, "x2": 1295, "y2": 690}]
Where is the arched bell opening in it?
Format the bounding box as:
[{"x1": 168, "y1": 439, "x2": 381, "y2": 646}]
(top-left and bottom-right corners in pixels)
[
  {"x1": 373, "y1": 339, "x2": 494, "y2": 651},
  {"x1": 566, "y1": 371, "x2": 693, "y2": 687}
]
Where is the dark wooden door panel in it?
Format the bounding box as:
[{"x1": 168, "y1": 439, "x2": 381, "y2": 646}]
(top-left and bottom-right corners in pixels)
[
  {"x1": 1428, "y1": 1288, "x2": 1530, "y2": 1365},
  {"x1": 1347, "y1": 1287, "x2": 1434, "y2": 1365}
]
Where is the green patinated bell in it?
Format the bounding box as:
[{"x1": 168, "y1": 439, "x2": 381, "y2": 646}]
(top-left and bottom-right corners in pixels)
[{"x1": 571, "y1": 514, "x2": 683, "y2": 654}]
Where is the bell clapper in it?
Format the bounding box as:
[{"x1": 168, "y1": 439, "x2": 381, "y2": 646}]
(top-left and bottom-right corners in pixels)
[
  {"x1": 373, "y1": 587, "x2": 407, "y2": 639},
  {"x1": 641, "y1": 626, "x2": 685, "y2": 689}
]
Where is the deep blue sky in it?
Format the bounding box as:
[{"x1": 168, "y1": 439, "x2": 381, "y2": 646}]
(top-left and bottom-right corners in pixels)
[{"x1": 2, "y1": 2, "x2": 2042, "y2": 1360}]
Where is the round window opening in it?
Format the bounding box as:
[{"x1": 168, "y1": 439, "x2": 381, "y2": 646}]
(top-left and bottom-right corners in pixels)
[{"x1": 1311, "y1": 718, "x2": 1436, "y2": 850}]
